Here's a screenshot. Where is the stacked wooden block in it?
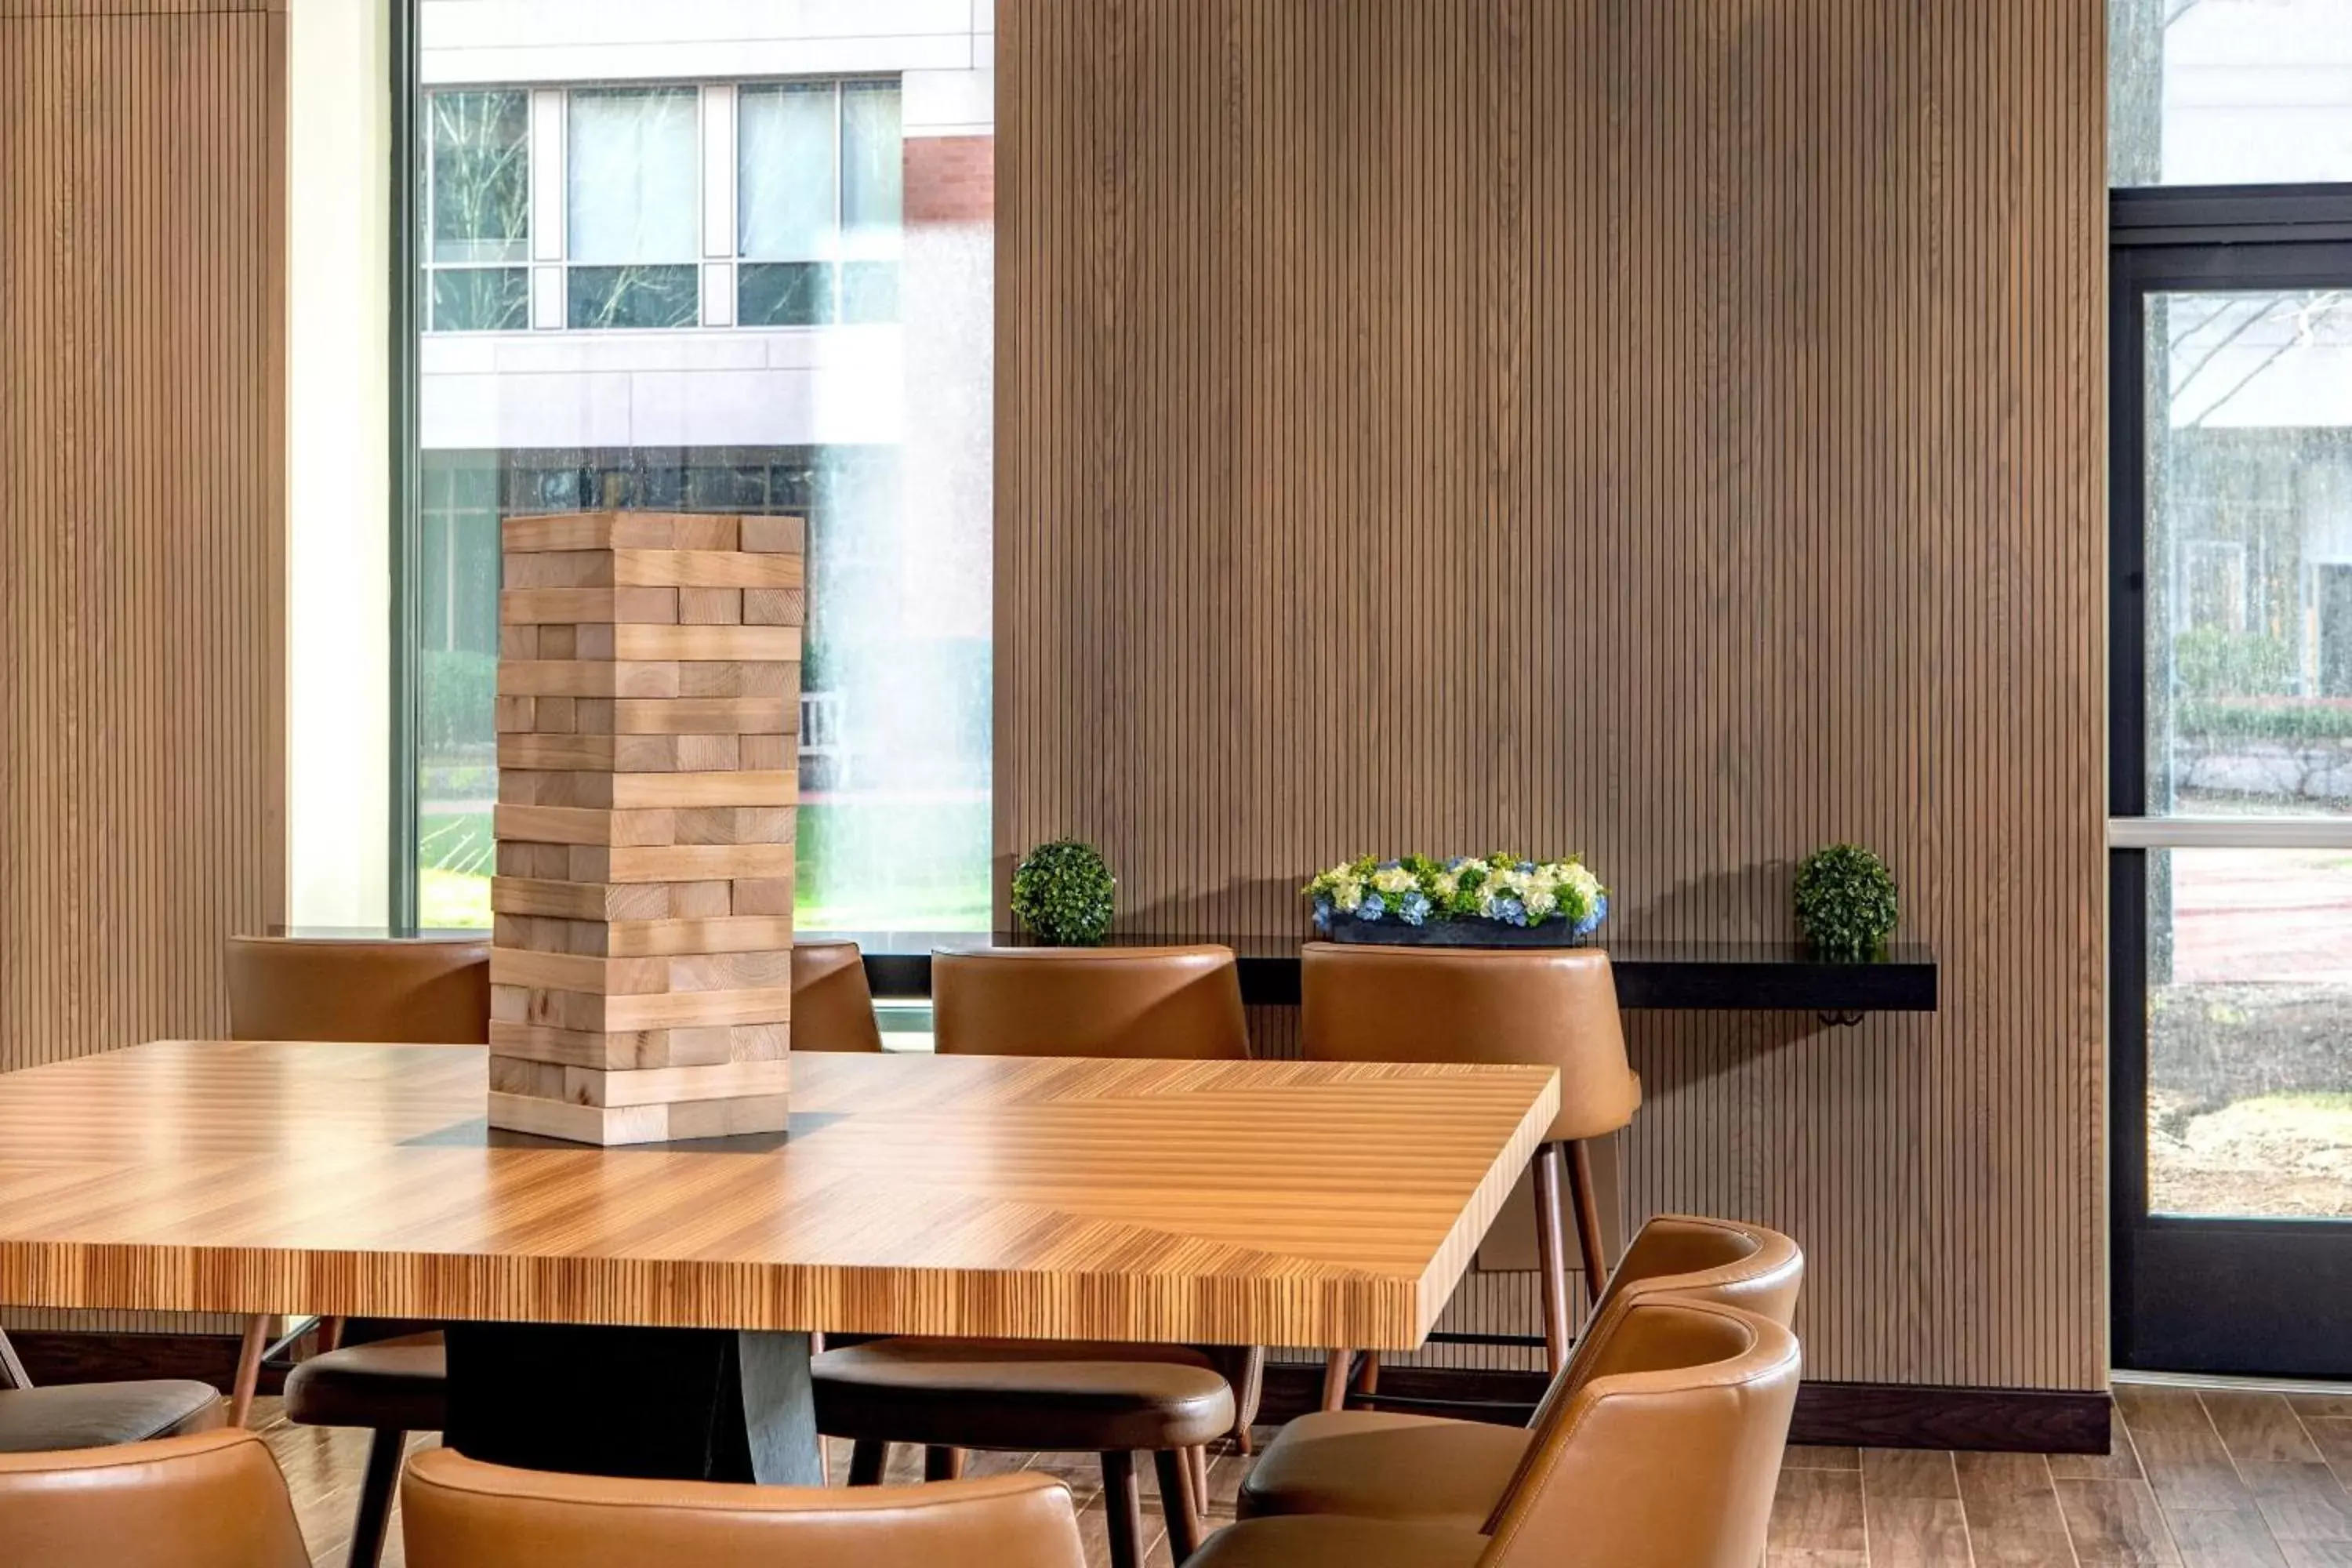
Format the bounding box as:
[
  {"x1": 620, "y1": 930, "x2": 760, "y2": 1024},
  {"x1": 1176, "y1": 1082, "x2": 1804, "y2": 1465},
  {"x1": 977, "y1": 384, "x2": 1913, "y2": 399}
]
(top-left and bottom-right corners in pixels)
[{"x1": 488, "y1": 510, "x2": 804, "y2": 1145}]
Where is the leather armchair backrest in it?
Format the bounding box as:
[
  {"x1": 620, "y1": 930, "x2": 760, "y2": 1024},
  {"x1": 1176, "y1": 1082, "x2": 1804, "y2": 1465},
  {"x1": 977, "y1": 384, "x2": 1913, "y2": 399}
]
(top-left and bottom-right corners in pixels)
[
  {"x1": 227, "y1": 935, "x2": 491, "y2": 1044},
  {"x1": 0, "y1": 1429, "x2": 309, "y2": 1568},
  {"x1": 793, "y1": 941, "x2": 886, "y2": 1052},
  {"x1": 1479, "y1": 1299, "x2": 1800, "y2": 1568},
  {"x1": 1298, "y1": 943, "x2": 1635, "y2": 1142},
  {"x1": 402, "y1": 1448, "x2": 1089, "y2": 1568},
  {"x1": 1517, "y1": 1214, "x2": 1804, "y2": 1436},
  {"x1": 932, "y1": 947, "x2": 1247, "y2": 1060}
]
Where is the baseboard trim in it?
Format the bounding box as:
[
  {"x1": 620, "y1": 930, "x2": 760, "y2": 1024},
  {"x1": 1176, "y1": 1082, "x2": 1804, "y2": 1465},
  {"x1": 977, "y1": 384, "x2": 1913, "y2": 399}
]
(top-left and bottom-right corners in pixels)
[{"x1": 1261, "y1": 1363, "x2": 2111, "y2": 1454}]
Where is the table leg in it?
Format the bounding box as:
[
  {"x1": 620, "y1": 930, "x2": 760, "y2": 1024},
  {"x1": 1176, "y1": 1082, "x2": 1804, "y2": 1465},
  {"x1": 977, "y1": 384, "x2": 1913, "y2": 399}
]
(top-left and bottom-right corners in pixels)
[
  {"x1": 443, "y1": 1323, "x2": 821, "y2": 1485},
  {"x1": 737, "y1": 1329, "x2": 823, "y2": 1486}
]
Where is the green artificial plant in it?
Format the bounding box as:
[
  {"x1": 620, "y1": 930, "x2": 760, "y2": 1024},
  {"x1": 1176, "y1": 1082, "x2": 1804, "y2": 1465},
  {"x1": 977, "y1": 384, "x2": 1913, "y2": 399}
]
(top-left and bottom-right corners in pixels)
[
  {"x1": 1792, "y1": 843, "x2": 1898, "y2": 960},
  {"x1": 1011, "y1": 840, "x2": 1116, "y2": 946}
]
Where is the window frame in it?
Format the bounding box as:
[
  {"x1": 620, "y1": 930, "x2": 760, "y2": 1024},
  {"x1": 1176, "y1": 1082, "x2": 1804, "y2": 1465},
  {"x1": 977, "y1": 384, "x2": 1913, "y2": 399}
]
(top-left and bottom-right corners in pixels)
[{"x1": 2108, "y1": 182, "x2": 2352, "y2": 1375}]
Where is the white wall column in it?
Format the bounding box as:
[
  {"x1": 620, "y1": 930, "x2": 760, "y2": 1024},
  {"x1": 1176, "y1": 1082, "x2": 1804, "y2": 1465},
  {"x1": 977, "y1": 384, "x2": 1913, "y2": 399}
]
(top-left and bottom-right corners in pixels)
[{"x1": 287, "y1": 0, "x2": 394, "y2": 927}]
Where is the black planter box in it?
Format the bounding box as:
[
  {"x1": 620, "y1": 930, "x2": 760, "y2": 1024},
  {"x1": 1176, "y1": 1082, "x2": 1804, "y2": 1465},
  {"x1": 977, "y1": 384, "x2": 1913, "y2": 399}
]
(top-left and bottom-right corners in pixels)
[{"x1": 1321, "y1": 913, "x2": 1600, "y2": 949}]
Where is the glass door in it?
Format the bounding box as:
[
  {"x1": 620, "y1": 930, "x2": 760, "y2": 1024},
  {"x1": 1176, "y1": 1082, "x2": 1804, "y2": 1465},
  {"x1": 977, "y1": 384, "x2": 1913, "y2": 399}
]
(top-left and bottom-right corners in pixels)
[{"x1": 2111, "y1": 205, "x2": 2352, "y2": 1374}]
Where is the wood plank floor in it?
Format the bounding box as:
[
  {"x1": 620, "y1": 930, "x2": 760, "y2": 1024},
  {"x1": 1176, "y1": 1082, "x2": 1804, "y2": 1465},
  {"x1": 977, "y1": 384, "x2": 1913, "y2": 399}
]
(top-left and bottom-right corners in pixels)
[{"x1": 252, "y1": 1379, "x2": 2352, "y2": 1567}]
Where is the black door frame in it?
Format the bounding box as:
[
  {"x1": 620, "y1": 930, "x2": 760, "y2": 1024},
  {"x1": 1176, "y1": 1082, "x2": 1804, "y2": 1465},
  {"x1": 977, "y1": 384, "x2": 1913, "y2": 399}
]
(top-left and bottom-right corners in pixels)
[{"x1": 2109, "y1": 184, "x2": 2352, "y2": 1375}]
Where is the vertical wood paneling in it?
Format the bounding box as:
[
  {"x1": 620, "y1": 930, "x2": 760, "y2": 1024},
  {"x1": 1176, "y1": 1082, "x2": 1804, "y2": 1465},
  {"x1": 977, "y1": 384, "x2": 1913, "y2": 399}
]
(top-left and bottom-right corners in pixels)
[
  {"x1": 0, "y1": 1, "x2": 286, "y2": 1076},
  {"x1": 1000, "y1": 2, "x2": 2105, "y2": 1391}
]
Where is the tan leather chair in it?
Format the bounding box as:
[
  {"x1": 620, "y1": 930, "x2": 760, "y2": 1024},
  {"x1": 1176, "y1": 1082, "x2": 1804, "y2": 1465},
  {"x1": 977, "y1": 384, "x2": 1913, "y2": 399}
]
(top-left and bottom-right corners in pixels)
[
  {"x1": 226, "y1": 933, "x2": 488, "y2": 1567},
  {"x1": 401, "y1": 1447, "x2": 1087, "y2": 1568},
  {"x1": 0, "y1": 1428, "x2": 309, "y2": 1568},
  {"x1": 814, "y1": 944, "x2": 1253, "y2": 1568},
  {"x1": 931, "y1": 945, "x2": 1249, "y2": 1059},
  {"x1": 1301, "y1": 942, "x2": 1639, "y2": 1402},
  {"x1": 1184, "y1": 1298, "x2": 1802, "y2": 1568},
  {"x1": 1237, "y1": 1215, "x2": 1801, "y2": 1528},
  {"x1": 227, "y1": 932, "x2": 492, "y2": 1048},
  {"x1": 793, "y1": 940, "x2": 887, "y2": 1051},
  {"x1": 0, "y1": 1326, "x2": 223, "y2": 1454}
]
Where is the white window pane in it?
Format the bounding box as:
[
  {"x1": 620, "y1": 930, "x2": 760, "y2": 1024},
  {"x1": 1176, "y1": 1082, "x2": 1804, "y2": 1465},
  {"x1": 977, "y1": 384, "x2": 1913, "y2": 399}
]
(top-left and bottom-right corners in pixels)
[
  {"x1": 567, "y1": 88, "x2": 699, "y2": 263},
  {"x1": 2111, "y1": 0, "x2": 2352, "y2": 186},
  {"x1": 842, "y1": 82, "x2": 904, "y2": 244},
  {"x1": 739, "y1": 83, "x2": 839, "y2": 260},
  {"x1": 2146, "y1": 847, "x2": 2352, "y2": 1218},
  {"x1": 430, "y1": 90, "x2": 528, "y2": 265},
  {"x1": 2144, "y1": 289, "x2": 2352, "y2": 818}
]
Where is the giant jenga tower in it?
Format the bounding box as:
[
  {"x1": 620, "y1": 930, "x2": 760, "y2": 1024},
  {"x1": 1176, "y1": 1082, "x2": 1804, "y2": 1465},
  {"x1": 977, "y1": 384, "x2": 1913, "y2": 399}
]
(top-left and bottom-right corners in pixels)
[{"x1": 487, "y1": 511, "x2": 804, "y2": 1145}]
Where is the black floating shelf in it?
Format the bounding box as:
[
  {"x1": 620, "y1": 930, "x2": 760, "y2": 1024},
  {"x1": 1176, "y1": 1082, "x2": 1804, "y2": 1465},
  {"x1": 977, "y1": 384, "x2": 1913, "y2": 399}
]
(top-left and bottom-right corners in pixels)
[{"x1": 839, "y1": 933, "x2": 1937, "y2": 1016}]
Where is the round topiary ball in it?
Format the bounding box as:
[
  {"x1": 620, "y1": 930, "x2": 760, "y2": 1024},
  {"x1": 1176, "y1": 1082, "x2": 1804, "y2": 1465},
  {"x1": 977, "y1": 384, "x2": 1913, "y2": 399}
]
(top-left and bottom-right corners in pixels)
[
  {"x1": 1793, "y1": 843, "x2": 1898, "y2": 960},
  {"x1": 1011, "y1": 840, "x2": 1116, "y2": 947}
]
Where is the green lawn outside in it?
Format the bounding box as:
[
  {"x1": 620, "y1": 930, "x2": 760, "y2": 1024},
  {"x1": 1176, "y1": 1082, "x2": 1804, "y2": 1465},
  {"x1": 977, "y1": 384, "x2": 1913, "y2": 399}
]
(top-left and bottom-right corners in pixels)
[{"x1": 417, "y1": 800, "x2": 991, "y2": 932}]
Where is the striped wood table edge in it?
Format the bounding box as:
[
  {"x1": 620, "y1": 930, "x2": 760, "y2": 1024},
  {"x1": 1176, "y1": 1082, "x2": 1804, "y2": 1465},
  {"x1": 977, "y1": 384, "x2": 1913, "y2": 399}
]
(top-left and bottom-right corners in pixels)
[{"x1": 0, "y1": 1042, "x2": 1557, "y2": 1349}]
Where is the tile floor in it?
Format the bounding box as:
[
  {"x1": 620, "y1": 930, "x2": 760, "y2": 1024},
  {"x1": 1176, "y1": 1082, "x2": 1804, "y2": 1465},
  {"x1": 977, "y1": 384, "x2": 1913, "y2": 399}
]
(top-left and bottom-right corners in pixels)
[{"x1": 253, "y1": 1377, "x2": 2352, "y2": 1567}]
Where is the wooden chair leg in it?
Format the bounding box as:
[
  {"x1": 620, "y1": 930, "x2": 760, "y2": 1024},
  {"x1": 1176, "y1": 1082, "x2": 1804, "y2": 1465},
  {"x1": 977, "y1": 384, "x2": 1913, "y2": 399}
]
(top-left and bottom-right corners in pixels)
[
  {"x1": 228, "y1": 1315, "x2": 270, "y2": 1428},
  {"x1": 346, "y1": 1428, "x2": 405, "y2": 1568},
  {"x1": 924, "y1": 1444, "x2": 965, "y2": 1481},
  {"x1": 848, "y1": 1439, "x2": 890, "y2": 1485},
  {"x1": 1156, "y1": 1448, "x2": 1204, "y2": 1562},
  {"x1": 1530, "y1": 1145, "x2": 1574, "y2": 1373},
  {"x1": 1187, "y1": 1444, "x2": 1210, "y2": 1510},
  {"x1": 1319, "y1": 1349, "x2": 1352, "y2": 1412},
  {"x1": 1099, "y1": 1450, "x2": 1145, "y2": 1568},
  {"x1": 1354, "y1": 1351, "x2": 1381, "y2": 1396},
  {"x1": 1565, "y1": 1138, "x2": 1610, "y2": 1304}
]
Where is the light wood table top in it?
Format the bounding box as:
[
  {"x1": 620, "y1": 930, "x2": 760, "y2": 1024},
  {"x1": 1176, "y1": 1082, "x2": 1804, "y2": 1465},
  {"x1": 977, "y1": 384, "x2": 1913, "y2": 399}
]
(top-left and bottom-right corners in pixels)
[{"x1": 0, "y1": 1041, "x2": 1556, "y2": 1349}]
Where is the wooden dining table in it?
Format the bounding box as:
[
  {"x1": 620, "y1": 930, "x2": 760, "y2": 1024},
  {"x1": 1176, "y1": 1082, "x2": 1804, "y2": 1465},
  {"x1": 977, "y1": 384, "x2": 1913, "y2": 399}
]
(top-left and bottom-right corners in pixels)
[{"x1": 0, "y1": 1040, "x2": 1556, "y2": 1483}]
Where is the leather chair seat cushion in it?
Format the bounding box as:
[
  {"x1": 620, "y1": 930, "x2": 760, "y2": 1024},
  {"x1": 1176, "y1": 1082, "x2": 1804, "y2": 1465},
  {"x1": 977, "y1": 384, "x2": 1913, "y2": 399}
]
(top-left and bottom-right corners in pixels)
[
  {"x1": 1181, "y1": 1515, "x2": 1490, "y2": 1568},
  {"x1": 282, "y1": 1333, "x2": 448, "y2": 1432},
  {"x1": 811, "y1": 1338, "x2": 1236, "y2": 1451},
  {"x1": 0, "y1": 1381, "x2": 224, "y2": 1453},
  {"x1": 1236, "y1": 1410, "x2": 1527, "y2": 1528}
]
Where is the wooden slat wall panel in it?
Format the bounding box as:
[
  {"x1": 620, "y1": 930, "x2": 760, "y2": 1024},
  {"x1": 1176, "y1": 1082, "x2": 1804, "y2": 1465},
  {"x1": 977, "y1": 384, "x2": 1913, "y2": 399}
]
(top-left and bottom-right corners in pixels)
[
  {"x1": 1001, "y1": 2, "x2": 2104, "y2": 1390},
  {"x1": 0, "y1": 4, "x2": 286, "y2": 1076},
  {"x1": 0, "y1": 2, "x2": 277, "y2": 17}
]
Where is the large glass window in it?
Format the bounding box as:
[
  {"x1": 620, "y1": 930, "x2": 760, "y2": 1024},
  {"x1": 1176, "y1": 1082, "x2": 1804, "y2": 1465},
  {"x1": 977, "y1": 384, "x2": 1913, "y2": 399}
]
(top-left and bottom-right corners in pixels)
[
  {"x1": 425, "y1": 89, "x2": 530, "y2": 332},
  {"x1": 739, "y1": 81, "x2": 903, "y2": 327},
  {"x1": 2111, "y1": 0, "x2": 2352, "y2": 186},
  {"x1": 566, "y1": 88, "x2": 701, "y2": 329},
  {"x1": 407, "y1": 9, "x2": 994, "y2": 935}
]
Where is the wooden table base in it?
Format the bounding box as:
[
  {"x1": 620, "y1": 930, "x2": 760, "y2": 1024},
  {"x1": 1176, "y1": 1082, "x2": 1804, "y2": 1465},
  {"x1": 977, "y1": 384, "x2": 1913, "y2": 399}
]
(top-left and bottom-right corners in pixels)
[{"x1": 441, "y1": 1324, "x2": 821, "y2": 1485}]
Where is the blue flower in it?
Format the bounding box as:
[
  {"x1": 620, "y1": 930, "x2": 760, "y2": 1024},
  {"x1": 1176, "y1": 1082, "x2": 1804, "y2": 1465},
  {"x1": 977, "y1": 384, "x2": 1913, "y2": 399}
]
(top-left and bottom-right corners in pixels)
[
  {"x1": 1359, "y1": 891, "x2": 1387, "y2": 921},
  {"x1": 1446, "y1": 857, "x2": 1470, "y2": 872},
  {"x1": 1572, "y1": 893, "x2": 1610, "y2": 938},
  {"x1": 1399, "y1": 891, "x2": 1431, "y2": 926},
  {"x1": 1492, "y1": 895, "x2": 1526, "y2": 927},
  {"x1": 1377, "y1": 858, "x2": 1402, "y2": 872},
  {"x1": 1312, "y1": 897, "x2": 1334, "y2": 931},
  {"x1": 1515, "y1": 860, "x2": 1535, "y2": 874}
]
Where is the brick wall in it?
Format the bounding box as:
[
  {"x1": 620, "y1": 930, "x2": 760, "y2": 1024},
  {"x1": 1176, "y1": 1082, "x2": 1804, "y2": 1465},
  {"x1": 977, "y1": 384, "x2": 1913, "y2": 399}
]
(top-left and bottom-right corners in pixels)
[{"x1": 905, "y1": 135, "x2": 994, "y2": 225}]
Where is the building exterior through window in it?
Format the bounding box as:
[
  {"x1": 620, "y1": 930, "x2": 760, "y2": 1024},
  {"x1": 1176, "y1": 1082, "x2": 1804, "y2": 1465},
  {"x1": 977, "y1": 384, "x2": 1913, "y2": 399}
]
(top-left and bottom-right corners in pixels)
[{"x1": 411, "y1": 2, "x2": 994, "y2": 933}]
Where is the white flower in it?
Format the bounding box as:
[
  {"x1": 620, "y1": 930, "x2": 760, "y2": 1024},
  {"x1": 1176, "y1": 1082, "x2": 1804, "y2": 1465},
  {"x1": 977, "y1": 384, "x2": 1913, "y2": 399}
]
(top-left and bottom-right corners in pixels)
[
  {"x1": 1524, "y1": 887, "x2": 1558, "y2": 919},
  {"x1": 1373, "y1": 866, "x2": 1415, "y2": 895},
  {"x1": 1333, "y1": 878, "x2": 1365, "y2": 913},
  {"x1": 1433, "y1": 872, "x2": 1459, "y2": 898}
]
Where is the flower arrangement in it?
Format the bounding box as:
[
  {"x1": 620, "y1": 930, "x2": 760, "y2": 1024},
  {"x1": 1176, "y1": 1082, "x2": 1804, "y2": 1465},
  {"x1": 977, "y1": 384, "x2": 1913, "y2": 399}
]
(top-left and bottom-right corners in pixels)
[
  {"x1": 1301, "y1": 852, "x2": 1609, "y2": 939},
  {"x1": 1011, "y1": 840, "x2": 1116, "y2": 946}
]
